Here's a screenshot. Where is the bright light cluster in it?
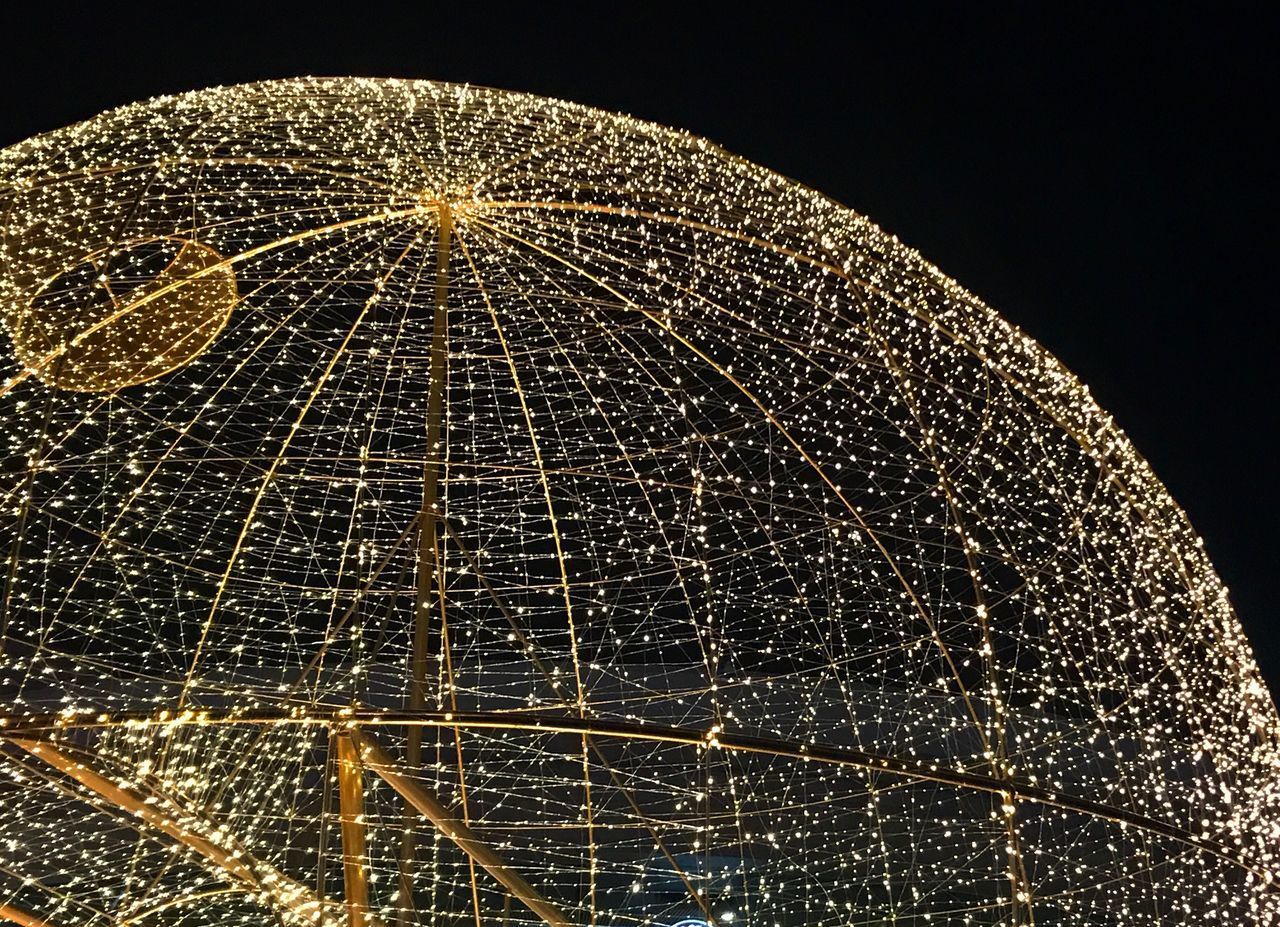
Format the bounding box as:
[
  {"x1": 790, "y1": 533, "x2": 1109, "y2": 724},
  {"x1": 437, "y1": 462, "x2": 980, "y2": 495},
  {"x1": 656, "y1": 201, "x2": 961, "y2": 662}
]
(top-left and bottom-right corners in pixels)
[{"x1": 0, "y1": 77, "x2": 1276, "y2": 927}]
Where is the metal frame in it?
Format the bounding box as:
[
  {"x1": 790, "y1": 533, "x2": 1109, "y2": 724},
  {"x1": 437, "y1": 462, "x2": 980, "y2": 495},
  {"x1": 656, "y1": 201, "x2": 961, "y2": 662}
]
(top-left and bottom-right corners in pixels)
[
  {"x1": 351, "y1": 729, "x2": 571, "y2": 927},
  {"x1": 3, "y1": 736, "x2": 341, "y2": 926},
  {"x1": 3, "y1": 708, "x2": 1271, "y2": 891}
]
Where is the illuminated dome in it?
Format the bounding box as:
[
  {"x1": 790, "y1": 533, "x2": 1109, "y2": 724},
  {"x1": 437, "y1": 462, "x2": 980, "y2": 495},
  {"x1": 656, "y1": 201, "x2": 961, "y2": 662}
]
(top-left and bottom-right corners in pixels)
[{"x1": 0, "y1": 77, "x2": 1276, "y2": 927}]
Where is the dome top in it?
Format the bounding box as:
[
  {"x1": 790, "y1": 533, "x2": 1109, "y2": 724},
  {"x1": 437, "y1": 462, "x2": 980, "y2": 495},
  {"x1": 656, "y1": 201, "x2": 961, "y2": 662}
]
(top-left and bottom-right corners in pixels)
[{"x1": 0, "y1": 77, "x2": 1276, "y2": 927}]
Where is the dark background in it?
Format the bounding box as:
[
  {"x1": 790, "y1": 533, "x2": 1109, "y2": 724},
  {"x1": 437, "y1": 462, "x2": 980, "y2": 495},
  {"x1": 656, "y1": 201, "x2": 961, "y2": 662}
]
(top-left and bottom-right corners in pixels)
[{"x1": 1, "y1": 7, "x2": 1275, "y2": 696}]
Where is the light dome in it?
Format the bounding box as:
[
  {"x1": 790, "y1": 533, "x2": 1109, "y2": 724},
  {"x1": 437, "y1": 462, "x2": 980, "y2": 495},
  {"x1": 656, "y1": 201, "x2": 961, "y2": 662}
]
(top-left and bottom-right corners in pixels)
[{"x1": 0, "y1": 77, "x2": 1276, "y2": 927}]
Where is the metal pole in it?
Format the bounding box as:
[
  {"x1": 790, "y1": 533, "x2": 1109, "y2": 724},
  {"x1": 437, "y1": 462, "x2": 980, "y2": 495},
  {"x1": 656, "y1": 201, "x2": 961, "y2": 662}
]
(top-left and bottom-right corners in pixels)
[
  {"x1": 397, "y1": 201, "x2": 452, "y2": 924},
  {"x1": 6, "y1": 737, "x2": 339, "y2": 926},
  {"x1": 352, "y1": 729, "x2": 572, "y2": 927},
  {"x1": 336, "y1": 733, "x2": 372, "y2": 927}
]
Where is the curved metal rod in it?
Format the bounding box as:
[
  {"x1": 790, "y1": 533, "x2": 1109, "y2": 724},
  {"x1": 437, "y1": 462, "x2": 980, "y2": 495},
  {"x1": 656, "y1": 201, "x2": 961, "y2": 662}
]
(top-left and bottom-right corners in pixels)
[{"x1": 1, "y1": 707, "x2": 1272, "y2": 889}]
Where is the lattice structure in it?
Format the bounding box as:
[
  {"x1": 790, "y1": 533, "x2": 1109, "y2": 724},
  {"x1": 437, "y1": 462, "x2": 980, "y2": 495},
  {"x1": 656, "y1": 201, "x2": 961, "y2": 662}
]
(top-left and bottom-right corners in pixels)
[{"x1": 0, "y1": 77, "x2": 1276, "y2": 927}]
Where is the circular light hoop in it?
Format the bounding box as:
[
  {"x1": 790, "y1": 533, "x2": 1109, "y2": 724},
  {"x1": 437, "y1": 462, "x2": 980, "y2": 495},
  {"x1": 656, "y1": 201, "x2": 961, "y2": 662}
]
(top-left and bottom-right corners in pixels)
[{"x1": 10, "y1": 236, "x2": 237, "y2": 391}]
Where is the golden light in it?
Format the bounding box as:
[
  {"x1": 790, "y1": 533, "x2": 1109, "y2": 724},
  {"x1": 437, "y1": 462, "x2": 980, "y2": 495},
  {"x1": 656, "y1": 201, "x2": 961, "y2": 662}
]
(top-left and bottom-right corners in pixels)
[
  {"x1": 9, "y1": 237, "x2": 237, "y2": 391},
  {"x1": 0, "y1": 77, "x2": 1275, "y2": 927}
]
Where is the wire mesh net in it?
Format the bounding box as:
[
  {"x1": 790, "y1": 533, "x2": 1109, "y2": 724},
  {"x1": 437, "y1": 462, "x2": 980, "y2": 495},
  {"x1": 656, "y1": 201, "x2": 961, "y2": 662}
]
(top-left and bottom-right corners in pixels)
[{"x1": 0, "y1": 77, "x2": 1276, "y2": 927}]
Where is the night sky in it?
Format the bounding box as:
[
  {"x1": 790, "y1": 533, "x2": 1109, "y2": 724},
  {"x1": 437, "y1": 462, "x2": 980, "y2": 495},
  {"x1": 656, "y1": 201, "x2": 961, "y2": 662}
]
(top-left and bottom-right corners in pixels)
[{"x1": 1, "y1": 8, "x2": 1274, "y2": 697}]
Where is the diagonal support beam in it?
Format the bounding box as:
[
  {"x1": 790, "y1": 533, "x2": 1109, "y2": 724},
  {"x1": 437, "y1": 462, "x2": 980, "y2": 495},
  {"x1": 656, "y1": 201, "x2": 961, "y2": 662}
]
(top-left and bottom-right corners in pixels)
[
  {"x1": 5, "y1": 736, "x2": 341, "y2": 927},
  {"x1": 0, "y1": 902, "x2": 67, "y2": 927},
  {"x1": 350, "y1": 729, "x2": 572, "y2": 927},
  {"x1": 335, "y1": 733, "x2": 373, "y2": 927}
]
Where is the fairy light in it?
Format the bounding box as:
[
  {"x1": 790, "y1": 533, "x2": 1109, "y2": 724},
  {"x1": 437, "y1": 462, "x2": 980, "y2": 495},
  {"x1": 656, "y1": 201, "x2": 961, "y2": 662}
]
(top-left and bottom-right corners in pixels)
[{"x1": 0, "y1": 77, "x2": 1276, "y2": 927}]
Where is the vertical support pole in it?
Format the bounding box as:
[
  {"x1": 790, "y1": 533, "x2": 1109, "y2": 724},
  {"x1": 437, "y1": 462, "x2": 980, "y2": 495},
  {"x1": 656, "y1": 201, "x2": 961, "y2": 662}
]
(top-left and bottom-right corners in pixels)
[
  {"x1": 336, "y1": 733, "x2": 371, "y2": 927},
  {"x1": 316, "y1": 730, "x2": 337, "y2": 899},
  {"x1": 397, "y1": 201, "x2": 452, "y2": 925}
]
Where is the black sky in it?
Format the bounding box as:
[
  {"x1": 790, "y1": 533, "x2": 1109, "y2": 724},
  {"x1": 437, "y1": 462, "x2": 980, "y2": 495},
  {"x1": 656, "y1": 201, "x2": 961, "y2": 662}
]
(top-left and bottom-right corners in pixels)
[{"x1": 1, "y1": 7, "x2": 1276, "y2": 696}]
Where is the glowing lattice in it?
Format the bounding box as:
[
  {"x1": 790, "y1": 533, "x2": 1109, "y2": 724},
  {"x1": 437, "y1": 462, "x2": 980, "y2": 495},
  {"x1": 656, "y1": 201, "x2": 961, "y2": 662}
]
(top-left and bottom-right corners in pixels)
[
  {"x1": 12, "y1": 237, "x2": 237, "y2": 391},
  {"x1": 0, "y1": 77, "x2": 1276, "y2": 927}
]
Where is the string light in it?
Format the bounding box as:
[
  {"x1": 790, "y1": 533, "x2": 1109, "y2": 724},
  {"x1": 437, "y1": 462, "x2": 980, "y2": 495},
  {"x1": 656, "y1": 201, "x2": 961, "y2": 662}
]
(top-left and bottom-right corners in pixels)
[{"x1": 0, "y1": 77, "x2": 1276, "y2": 927}]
